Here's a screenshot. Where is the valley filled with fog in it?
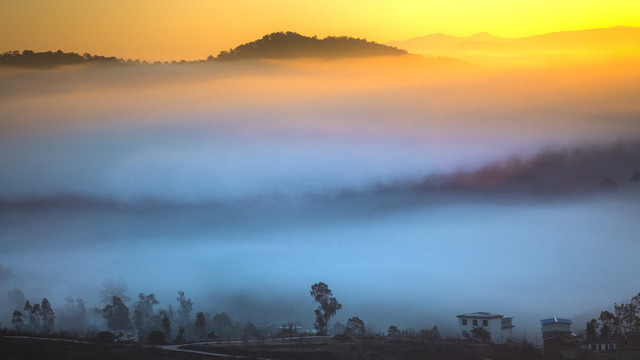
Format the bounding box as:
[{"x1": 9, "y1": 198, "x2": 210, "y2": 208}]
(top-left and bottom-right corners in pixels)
[{"x1": 1, "y1": 56, "x2": 640, "y2": 338}]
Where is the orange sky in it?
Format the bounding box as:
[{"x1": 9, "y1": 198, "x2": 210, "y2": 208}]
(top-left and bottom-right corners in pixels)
[{"x1": 1, "y1": 0, "x2": 640, "y2": 61}]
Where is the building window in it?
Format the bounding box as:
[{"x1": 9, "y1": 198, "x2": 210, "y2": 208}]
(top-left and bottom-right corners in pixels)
[
  {"x1": 482, "y1": 320, "x2": 488, "y2": 326},
  {"x1": 591, "y1": 344, "x2": 596, "y2": 350},
  {"x1": 462, "y1": 319, "x2": 467, "y2": 326},
  {"x1": 473, "y1": 319, "x2": 478, "y2": 326}
]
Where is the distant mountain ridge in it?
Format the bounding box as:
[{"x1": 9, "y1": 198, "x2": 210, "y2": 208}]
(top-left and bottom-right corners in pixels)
[
  {"x1": 388, "y1": 26, "x2": 640, "y2": 58},
  {"x1": 387, "y1": 32, "x2": 511, "y2": 52},
  {"x1": 214, "y1": 31, "x2": 408, "y2": 60}
]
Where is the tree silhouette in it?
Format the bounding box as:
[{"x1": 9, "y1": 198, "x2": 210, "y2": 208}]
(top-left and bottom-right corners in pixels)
[
  {"x1": 310, "y1": 282, "x2": 342, "y2": 335},
  {"x1": 12, "y1": 310, "x2": 24, "y2": 331},
  {"x1": 30, "y1": 303, "x2": 42, "y2": 333},
  {"x1": 215, "y1": 32, "x2": 407, "y2": 61},
  {"x1": 388, "y1": 325, "x2": 400, "y2": 337},
  {"x1": 195, "y1": 312, "x2": 206, "y2": 339},
  {"x1": 346, "y1": 317, "x2": 365, "y2": 337},
  {"x1": 40, "y1": 298, "x2": 55, "y2": 333},
  {"x1": 0, "y1": 50, "x2": 123, "y2": 68},
  {"x1": 103, "y1": 295, "x2": 132, "y2": 330},
  {"x1": 161, "y1": 311, "x2": 172, "y2": 340},
  {"x1": 176, "y1": 291, "x2": 193, "y2": 328}
]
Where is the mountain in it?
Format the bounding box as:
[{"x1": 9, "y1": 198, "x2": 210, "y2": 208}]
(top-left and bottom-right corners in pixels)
[
  {"x1": 214, "y1": 31, "x2": 408, "y2": 60},
  {"x1": 456, "y1": 26, "x2": 640, "y2": 53},
  {"x1": 386, "y1": 32, "x2": 511, "y2": 53},
  {"x1": 388, "y1": 26, "x2": 640, "y2": 64}
]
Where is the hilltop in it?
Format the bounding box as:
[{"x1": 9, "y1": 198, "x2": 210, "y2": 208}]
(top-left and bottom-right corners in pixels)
[
  {"x1": 213, "y1": 31, "x2": 408, "y2": 60},
  {"x1": 0, "y1": 32, "x2": 408, "y2": 68}
]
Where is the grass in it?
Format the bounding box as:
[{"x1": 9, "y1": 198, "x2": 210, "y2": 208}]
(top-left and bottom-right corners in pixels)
[
  {"x1": 0, "y1": 336, "x2": 209, "y2": 360},
  {"x1": 1, "y1": 334, "x2": 542, "y2": 360}
]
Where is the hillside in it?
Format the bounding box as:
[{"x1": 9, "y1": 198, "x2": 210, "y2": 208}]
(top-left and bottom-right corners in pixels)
[
  {"x1": 214, "y1": 31, "x2": 408, "y2": 60},
  {"x1": 0, "y1": 50, "x2": 123, "y2": 68}
]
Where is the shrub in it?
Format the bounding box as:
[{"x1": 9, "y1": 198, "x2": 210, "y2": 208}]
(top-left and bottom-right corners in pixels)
[
  {"x1": 146, "y1": 330, "x2": 166, "y2": 345},
  {"x1": 95, "y1": 331, "x2": 116, "y2": 344}
]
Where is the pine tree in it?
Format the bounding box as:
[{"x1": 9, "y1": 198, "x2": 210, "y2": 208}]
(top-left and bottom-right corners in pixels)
[
  {"x1": 102, "y1": 296, "x2": 132, "y2": 330},
  {"x1": 12, "y1": 310, "x2": 24, "y2": 331},
  {"x1": 40, "y1": 298, "x2": 56, "y2": 333}
]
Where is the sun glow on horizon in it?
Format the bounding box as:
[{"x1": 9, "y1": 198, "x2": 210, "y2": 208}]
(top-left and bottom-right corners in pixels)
[{"x1": 1, "y1": 0, "x2": 639, "y2": 61}]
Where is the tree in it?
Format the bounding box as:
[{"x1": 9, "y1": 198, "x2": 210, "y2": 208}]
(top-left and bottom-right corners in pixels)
[
  {"x1": 30, "y1": 303, "x2": 42, "y2": 333},
  {"x1": 195, "y1": 312, "x2": 206, "y2": 339},
  {"x1": 59, "y1": 297, "x2": 88, "y2": 334},
  {"x1": 599, "y1": 310, "x2": 619, "y2": 338},
  {"x1": 586, "y1": 319, "x2": 599, "y2": 339},
  {"x1": 470, "y1": 326, "x2": 492, "y2": 343},
  {"x1": 388, "y1": 325, "x2": 400, "y2": 337},
  {"x1": 212, "y1": 312, "x2": 236, "y2": 339},
  {"x1": 175, "y1": 326, "x2": 186, "y2": 344},
  {"x1": 431, "y1": 325, "x2": 441, "y2": 340},
  {"x1": 133, "y1": 293, "x2": 159, "y2": 339},
  {"x1": 12, "y1": 310, "x2": 24, "y2": 331},
  {"x1": 310, "y1": 282, "x2": 342, "y2": 335},
  {"x1": 134, "y1": 309, "x2": 144, "y2": 337},
  {"x1": 176, "y1": 291, "x2": 193, "y2": 327},
  {"x1": 161, "y1": 311, "x2": 172, "y2": 340},
  {"x1": 40, "y1": 298, "x2": 55, "y2": 333},
  {"x1": 346, "y1": 317, "x2": 365, "y2": 337},
  {"x1": 103, "y1": 296, "x2": 131, "y2": 330},
  {"x1": 23, "y1": 300, "x2": 33, "y2": 331}
]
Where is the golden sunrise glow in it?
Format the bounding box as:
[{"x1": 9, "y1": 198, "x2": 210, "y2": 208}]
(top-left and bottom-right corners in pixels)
[{"x1": 1, "y1": 0, "x2": 639, "y2": 60}]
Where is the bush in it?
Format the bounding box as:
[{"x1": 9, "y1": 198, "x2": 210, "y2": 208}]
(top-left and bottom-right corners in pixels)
[
  {"x1": 146, "y1": 330, "x2": 166, "y2": 345},
  {"x1": 96, "y1": 331, "x2": 117, "y2": 344}
]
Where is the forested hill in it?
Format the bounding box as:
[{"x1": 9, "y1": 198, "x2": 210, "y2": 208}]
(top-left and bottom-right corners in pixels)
[
  {"x1": 0, "y1": 50, "x2": 124, "y2": 68},
  {"x1": 0, "y1": 32, "x2": 408, "y2": 68},
  {"x1": 214, "y1": 32, "x2": 408, "y2": 60}
]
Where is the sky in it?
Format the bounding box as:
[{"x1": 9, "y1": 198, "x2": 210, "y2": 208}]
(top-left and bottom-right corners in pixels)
[
  {"x1": 1, "y1": 0, "x2": 640, "y2": 343},
  {"x1": 1, "y1": 0, "x2": 640, "y2": 60}
]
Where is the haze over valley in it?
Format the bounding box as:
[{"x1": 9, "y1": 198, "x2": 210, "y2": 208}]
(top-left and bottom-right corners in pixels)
[{"x1": 1, "y1": 26, "x2": 640, "y2": 342}]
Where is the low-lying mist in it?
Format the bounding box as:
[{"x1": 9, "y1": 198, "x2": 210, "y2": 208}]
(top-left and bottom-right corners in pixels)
[{"x1": 1, "y1": 56, "x2": 639, "y2": 339}]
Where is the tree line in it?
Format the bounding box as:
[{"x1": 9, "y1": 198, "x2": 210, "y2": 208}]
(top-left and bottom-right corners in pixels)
[
  {"x1": 213, "y1": 31, "x2": 408, "y2": 61},
  {"x1": 0, "y1": 50, "x2": 127, "y2": 68},
  {"x1": 585, "y1": 292, "x2": 640, "y2": 339},
  {"x1": 2, "y1": 284, "x2": 266, "y2": 344},
  {"x1": 309, "y1": 282, "x2": 440, "y2": 341},
  {"x1": 3, "y1": 281, "x2": 442, "y2": 346},
  {"x1": 1, "y1": 32, "x2": 409, "y2": 68}
]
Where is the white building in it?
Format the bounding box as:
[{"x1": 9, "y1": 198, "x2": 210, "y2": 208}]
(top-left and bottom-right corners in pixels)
[
  {"x1": 456, "y1": 312, "x2": 514, "y2": 343},
  {"x1": 540, "y1": 317, "x2": 572, "y2": 338}
]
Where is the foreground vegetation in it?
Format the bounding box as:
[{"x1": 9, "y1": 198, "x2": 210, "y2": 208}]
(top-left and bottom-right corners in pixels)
[
  {"x1": 0, "y1": 336, "x2": 208, "y2": 360},
  {"x1": 186, "y1": 336, "x2": 541, "y2": 360},
  {"x1": 0, "y1": 333, "x2": 541, "y2": 360}
]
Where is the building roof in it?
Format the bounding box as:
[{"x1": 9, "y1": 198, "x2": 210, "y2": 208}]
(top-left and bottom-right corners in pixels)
[
  {"x1": 457, "y1": 312, "x2": 504, "y2": 319},
  {"x1": 540, "y1": 317, "x2": 572, "y2": 325}
]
